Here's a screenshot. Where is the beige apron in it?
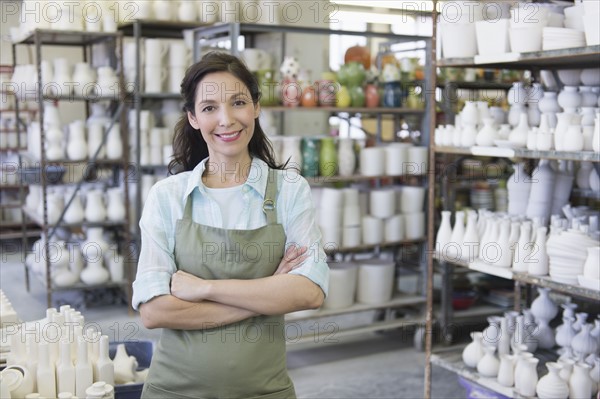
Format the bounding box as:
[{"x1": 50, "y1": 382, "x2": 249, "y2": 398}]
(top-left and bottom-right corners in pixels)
[{"x1": 142, "y1": 169, "x2": 296, "y2": 399}]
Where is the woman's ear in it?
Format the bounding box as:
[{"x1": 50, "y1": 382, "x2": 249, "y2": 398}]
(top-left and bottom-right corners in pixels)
[
  {"x1": 254, "y1": 102, "x2": 261, "y2": 119},
  {"x1": 187, "y1": 111, "x2": 200, "y2": 130}
]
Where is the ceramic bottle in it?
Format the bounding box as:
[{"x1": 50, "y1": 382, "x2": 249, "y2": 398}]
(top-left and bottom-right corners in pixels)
[
  {"x1": 57, "y1": 339, "x2": 75, "y2": 394},
  {"x1": 526, "y1": 160, "x2": 555, "y2": 224},
  {"x1": 536, "y1": 362, "x2": 569, "y2": 399},
  {"x1": 37, "y1": 342, "x2": 56, "y2": 398},
  {"x1": 435, "y1": 211, "x2": 452, "y2": 258},
  {"x1": 319, "y1": 137, "x2": 338, "y2": 177},
  {"x1": 536, "y1": 318, "x2": 556, "y2": 349},
  {"x1": 95, "y1": 335, "x2": 115, "y2": 386},
  {"x1": 75, "y1": 336, "x2": 93, "y2": 397},
  {"x1": 555, "y1": 317, "x2": 577, "y2": 348},
  {"x1": 63, "y1": 189, "x2": 85, "y2": 224}
]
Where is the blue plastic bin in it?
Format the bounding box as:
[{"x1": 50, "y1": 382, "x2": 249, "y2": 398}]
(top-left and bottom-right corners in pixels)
[
  {"x1": 109, "y1": 340, "x2": 154, "y2": 399},
  {"x1": 458, "y1": 377, "x2": 511, "y2": 399}
]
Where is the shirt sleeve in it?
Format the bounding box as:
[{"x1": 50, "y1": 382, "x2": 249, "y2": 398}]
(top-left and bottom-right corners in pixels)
[
  {"x1": 131, "y1": 185, "x2": 177, "y2": 310},
  {"x1": 282, "y1": 174, "x2": 330, "y2": 297}
]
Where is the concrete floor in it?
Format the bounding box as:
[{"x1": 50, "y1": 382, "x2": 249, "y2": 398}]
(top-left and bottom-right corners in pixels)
[{"x1": 1, "y1": 248, "x2": 466, "y2": 398}]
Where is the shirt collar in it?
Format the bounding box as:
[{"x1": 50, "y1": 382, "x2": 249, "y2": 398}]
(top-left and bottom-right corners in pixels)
[{"x1": 183, "y1": 157, "x2": 269, "y2": 200}]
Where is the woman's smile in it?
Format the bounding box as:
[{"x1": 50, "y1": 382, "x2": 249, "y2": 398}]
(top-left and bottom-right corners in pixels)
[{"x1": 214, "y1": 130, "x2": 243, "y2": 142}]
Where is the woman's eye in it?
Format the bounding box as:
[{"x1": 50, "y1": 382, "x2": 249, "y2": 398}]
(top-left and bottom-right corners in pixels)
[
  {"x1": 233, "y1": 100, "x2": 247, "y2": 106},
  {"x1": 201, "y1": 105, "x2": 215, "y2": 112}
]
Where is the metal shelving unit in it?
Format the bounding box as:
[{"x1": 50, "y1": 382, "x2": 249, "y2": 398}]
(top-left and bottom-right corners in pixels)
[
  {"x1": 424, "y1": 7, "x2": 600, "y2": 396},
  {"x1": 12, "y1": 30, "x2": 133, "y2": 308},
  {"x1": 190, "y1": 22, "x2": 436, "y2": 343}
]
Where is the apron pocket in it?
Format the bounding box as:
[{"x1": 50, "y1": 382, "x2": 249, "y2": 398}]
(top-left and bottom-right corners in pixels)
[{"x1": 246, "y1": 385, "x2": 297, "y2": 399}]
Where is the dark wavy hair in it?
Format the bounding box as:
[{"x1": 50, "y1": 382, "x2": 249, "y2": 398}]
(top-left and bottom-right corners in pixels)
[{"x1": 168, "y1": 51, "x2": 285, "y2": 175}]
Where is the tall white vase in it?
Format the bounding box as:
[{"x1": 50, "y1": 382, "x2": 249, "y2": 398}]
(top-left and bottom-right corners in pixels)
[
  {"x1": 495, "y1": 219, "x2": 512, "y2": 268},
  {"x1": 516, "y1": 357, "x2": 539, "y2": 397},
  {"x1": 526, "y1": 160, "x2": 555, "y2": 224},
  {"x1": 462, "y1": 210, "x2": 479, "y2": 262},
  {"x1": 528, "y1": 227, "x2": 549, "y2": 276},
  {"x1": 497, "y1": 354, "x2": 516, "y2": 387},
  {"x1": 435, "y1": 211, "x2": 452, "y2": 257},
  {"x1": 508, "y1": 112, "x2": 529, "y2": 148},
  {"x1": 75, "y1": 336, "x2": 93, "y2": 398},
  {"x1": 95, "y1": 335, "x2": 114, "y2": 386},
  {"x1": 507, "y1": 163, "x2": 531, "y2": 216},
  {"x1": 448, "y1": 211, "x2": 465, "y2": 259},
  {"x1": 56, "y1": 340, "x2": 75, "y2": 394},
  {"x1": 37, "y1": 342, "x2": 56, "y2": 398}
]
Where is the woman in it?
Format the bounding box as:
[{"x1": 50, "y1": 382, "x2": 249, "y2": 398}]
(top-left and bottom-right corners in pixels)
[{"x1": 132, "y1": 51, "x2": 329, "y2": 398}]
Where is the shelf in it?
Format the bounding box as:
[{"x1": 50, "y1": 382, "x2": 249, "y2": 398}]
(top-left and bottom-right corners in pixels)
[
  {"x1": 139, "y1": 93, "x2": 182, "y2": 100},
  {"x1": 19, "y1": 155, "x2": 125, "y2": 167},
  {"x1": 305, "y1": 173, "x2": 426, "y2": 185},
  {"x1": 41, "y1": 94, "x2": 121, "y2": 102},
  {"x1": 13, "y1": 29, "x2": 121, "y2": 46},
  {"x1": 431, "y1": 345, "x2": 519, "y2": 399},
  {"x1": 435, "y1": 255, "x2": 600, "y2": 301},
  {"x1": 436, "y1": 81, "x2": 513, "y2": 91},
  {"x1": 434, "y1": 146, "x2": 600, "y2": 162},
  {"x1": 325, "y1": 238, "x2": 426, "y2": 254},
  {"x1": 28, "y1": 269, "x2": 130, "y2": 292},
  {"x1": 118, "y1": 20, "x2": 208, "y2": 38},
  {"x1": 286, "y1": 316, "x2": 423, "y2": 346},
  {"x1": 0, "y1": 203, "x2": 22, "y2": 209},
  {"x1": 453, "y1": 305, "x2": 507, "y2": 319},
  {"x1": 22, "y1": 206, "x2": 128, "y2": 229},
  {"x1": 286, "y1": 294, "x2": 425, "y2": 321},
  {"x1": 438, "y1": 45, "x2": 600, "y2": 70},
  {"x1": 0, "y1": 229, "x2": 42, "y2": 240},
  {"x1": 263, "y1": 106, "x2": 425, "y2": 115},
  {"x1": 191, "y1": 22, "x2": 430, "y2": 43},
  {"x1": 572, "y1": 188, "x2": 600, "y2": 200}
]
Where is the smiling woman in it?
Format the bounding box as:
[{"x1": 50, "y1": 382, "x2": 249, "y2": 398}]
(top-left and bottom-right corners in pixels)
[{"x1": 132, "y1": 52, "x2": 329, "y2": 398}]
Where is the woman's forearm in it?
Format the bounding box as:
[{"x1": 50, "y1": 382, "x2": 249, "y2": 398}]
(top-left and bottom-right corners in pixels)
[
  {"x1": 139, "y1": 294, "x2": 257, "y2": 330},
  {"x1": 205, "y1": 274, "x2": 324, "y2": 316}
]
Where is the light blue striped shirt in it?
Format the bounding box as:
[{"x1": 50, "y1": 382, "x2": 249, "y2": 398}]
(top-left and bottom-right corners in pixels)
[{"x1": 132, "y1": 157, "x2": 329, "y2": 310}]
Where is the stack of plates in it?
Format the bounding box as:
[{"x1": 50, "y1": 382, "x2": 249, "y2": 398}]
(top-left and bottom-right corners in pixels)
[
  {"x1": 542, "y1": 27, "x2": 586, "y2": 50},
  {"x1": 470, "y1": 186, "x2": 494, "y2": 210},
  {"x1": 546, "y1": 229, "x2": 598, "y2": 284}
]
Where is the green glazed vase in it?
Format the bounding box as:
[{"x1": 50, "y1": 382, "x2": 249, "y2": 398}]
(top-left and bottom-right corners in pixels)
[
  {"x1": 319, "y1": 137, "x2": 338, "y2": 177},
  {"x1": 301, "y1": 137, "x2": 320, "y2": 177}
]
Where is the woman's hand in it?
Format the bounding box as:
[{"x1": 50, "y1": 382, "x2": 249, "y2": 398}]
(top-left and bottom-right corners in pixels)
[
  {"x1": 170, "y1": 270, "x2": 211, "y2": 302},
  {"x1": 274, "y1": 245, "x2": 309, "y2": 275}
]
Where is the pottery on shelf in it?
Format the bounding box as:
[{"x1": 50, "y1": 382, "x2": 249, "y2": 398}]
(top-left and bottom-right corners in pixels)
[
  {"x1": 113, "y1": 343, "x2": 137, "y2": 384},
  {"x1": 436, "y1": 211, "x2": 452, "y2": 257},
  {"x1": 530, "y1": 287, "x2": 558, "y2": 323},
  {"x1": 337, "y1": 138, "x2": 356, "y2": 177},
  {"x1": 536, "y1": 362, "x2": 569, "y2": 399},
  {"x1": 569, "y1": 362, "x2": 593, "y2": 399},
  {"x1": 497, "y1": 354, "x2": 516, "y2": 387},
  {"x1": 475, "y1": 118, "x2": 497, "y2": 146},
  {"x1": 516, "y1": 356, "x2": 539, "y2": 397},
  {"x1": 536, "y1": 318, "x2": 556, "y2": 349},
  {"x1": 513, "y1": 222, "x2": 532, "y2": 273},
  {"x1": 84, "y1": 189, "x2": 107, "y2": 223},
  {"x1": 508, "y1": 112, "x2": 529, "y2": 148},
  {"x1": 462, "y1": 332, "x2": 484, "y2": 368},
  {"x1": 528, "y1": 226, "x2": 549, "y2": 276},
  {"x1": 477, "y1": 346, "x2": 500, "y2": 378},
  {"x1": 572, "y1": 323, "x2": 598, "y2": 358},
  {"x1": 555, "y1": 317, "x2": 577, "y2": 348}
]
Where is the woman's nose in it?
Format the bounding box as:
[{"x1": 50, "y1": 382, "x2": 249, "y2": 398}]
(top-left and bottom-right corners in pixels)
[{"x1": 218, "y1": 106, "x2": 234, "y2": 127}]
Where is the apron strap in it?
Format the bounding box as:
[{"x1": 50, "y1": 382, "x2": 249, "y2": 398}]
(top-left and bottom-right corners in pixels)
[{"x1": 263, "y1": 168, "x2": 278, "y2": 225}]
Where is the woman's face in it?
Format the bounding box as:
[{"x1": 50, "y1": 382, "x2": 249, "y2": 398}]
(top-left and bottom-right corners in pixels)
[{"x1": 187, "y1": 71, "x2": 260, "y2": 163}]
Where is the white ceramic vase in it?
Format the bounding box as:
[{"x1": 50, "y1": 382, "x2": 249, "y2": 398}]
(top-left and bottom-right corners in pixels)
[
  {"x1": 497, "y1": 354, "x2": 516, "y2": 387},
  {"x1": 536, "y1": 362, "x2": 569, "y2": 399},
  {"x1": 462, "y1": 210, "x2": 479, "y2": 262},
  {"x1": 477, "y1": 346, "x2": 499, "y2": 378},
  {"x1": 462, "y1": 332, "x2": 484, "y2": 368},
  {"x1": 569, "y1": 362, "x2": 593, "y2": 399},
  {"x1": 572, "y1": 324, "x2": 598, "y2": 358},
  {"x1": 84, "y1": 189, "x2": 107, "y2": 223},
  {"x1": 508, "y1": 112, "x2": 529, "y2": 148},
  {"x1": 528, "y1": 227, "x2": 549, "y2": 276},
  {"x1": 435, "y1": 211, "x2": 452, "y2": 257},
  {"x1": 106, "y1": 187, "x2": 126, "y2": 221},
  {"x1": 555, "y1": 317, "x2": 577, "y2": 348},
  {"x1": 530, "y1": 287, "x2": 558, "y2": 322},
  {"x1": 475, "y1": 118, "x2": 497, "y2": 146},
  {"x1": 516, "y1": 357, "x2": 539, "y2": 397},
  {"x1": 513, "y1": 222, "x2": 532, "y2": 272},
  {"x1": 80, "y1": 259, "x2": 110, "y2": 286},
  {"x1": 337, "y1": 138, "x2": 356, "y2": 177}
]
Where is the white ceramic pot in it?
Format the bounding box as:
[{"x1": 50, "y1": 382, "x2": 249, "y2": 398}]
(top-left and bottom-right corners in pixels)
[
  {"x1": 356, "y1": 260, "x2": 394, "y2": 305},
  {"x1": 477, "y1": 346, "x2": 499, "y2": 378},
  {"x1": 361, "y1": 216, "x2": 383, "y2": 245},
  {"x1": 475, "y1": 19, "x2": 509, "y2": 56},
  {"x1": 323, "y1": 263, "x2": 358, "y2": 310},
  {"x1": 359, "y1": 147, "x2": 385, "y2": 176},
  {"x1": 537, "y1": 362, "x2": 569, "y2": 399}
]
